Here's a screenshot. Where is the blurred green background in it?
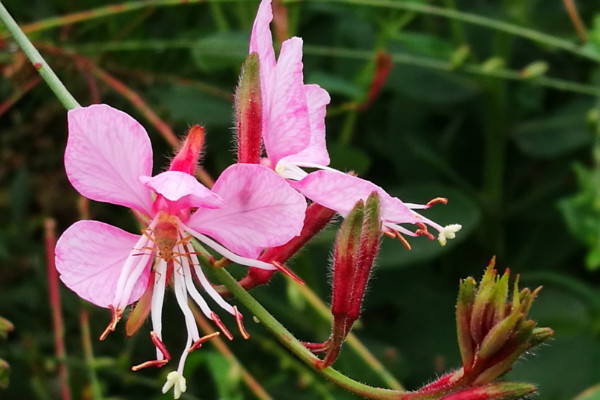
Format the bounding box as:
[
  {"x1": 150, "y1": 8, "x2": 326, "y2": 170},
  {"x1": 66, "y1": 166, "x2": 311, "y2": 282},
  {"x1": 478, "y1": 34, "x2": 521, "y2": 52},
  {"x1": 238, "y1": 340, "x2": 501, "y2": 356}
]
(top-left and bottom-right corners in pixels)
[{"x1": 1, "y1": 0, "x2": 600, "y2": 399}]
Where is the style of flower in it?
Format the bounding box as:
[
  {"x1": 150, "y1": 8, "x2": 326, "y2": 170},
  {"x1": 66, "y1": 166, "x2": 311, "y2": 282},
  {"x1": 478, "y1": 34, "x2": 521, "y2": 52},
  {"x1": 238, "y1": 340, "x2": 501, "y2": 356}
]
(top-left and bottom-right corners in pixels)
[
  {"x1": 55, "y1": 104, "x2": 306, "y2": 398},
  {"x1": 247, "y1": 0, "x2": 461, "y2": 246}
]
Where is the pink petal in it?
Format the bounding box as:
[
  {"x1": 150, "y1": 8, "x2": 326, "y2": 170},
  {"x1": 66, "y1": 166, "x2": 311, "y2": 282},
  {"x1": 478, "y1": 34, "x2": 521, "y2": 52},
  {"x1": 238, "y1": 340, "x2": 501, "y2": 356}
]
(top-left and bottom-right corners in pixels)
[
  {"x1": 55, "y1": 220, "x2": 151, "y2": 308},
  {"x1": 140, "y1": 171, "x2": 223, "y2": 209},
  {"x1": 66, "y1": 104, "x2": 153, "y2": 215},
  {"x1": 293, "y1": 170, "x2": 420, "y2": 224},
  {"x1": 280, "y1": 84, "x2": 331, "y2": 166},
  {"x1": 188, "y1": 164, "x2": 306, "y2": 258},
  {"x1": 249, "y1": 0, "x2": 276, "y2": 106},
  {"x1": 263, "y1": 37, "x2": 311, "y2": 164}
]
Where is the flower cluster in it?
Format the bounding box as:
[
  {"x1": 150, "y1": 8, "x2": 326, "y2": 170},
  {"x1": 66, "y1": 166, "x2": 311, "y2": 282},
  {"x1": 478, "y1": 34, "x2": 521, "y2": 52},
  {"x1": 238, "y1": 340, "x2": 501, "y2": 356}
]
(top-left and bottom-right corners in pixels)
[{"x1": 54, "y1": 0, "x2": 461, "y2": 398}]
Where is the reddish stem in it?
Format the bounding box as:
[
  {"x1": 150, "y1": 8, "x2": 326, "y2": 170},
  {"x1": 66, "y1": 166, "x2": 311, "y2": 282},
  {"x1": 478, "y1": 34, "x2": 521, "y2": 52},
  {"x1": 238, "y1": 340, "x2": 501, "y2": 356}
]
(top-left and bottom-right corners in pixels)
[{"x1": 44, "y1": 218, "x2": 71, "y2": 400}]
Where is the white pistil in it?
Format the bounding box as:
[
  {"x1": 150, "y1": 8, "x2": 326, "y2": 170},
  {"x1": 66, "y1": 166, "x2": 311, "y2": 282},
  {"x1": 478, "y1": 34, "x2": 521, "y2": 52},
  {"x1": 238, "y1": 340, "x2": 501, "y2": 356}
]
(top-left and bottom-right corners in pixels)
[
  {"x1": 162, "y1": 371, "x2": 187, "y2": 399},
  {"x1": 438, "y1": 224, "x2": 462, "y2": 246}
]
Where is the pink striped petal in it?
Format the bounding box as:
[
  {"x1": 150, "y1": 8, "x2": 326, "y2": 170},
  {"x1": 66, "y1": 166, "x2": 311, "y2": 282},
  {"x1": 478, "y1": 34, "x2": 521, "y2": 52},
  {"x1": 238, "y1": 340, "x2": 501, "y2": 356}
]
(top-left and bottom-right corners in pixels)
[
  {"x1": 263, "y1": 37, "x2": 311, "y2": 164},
  {"x1": 249, "y1": 0, "x2": 276, "y2": 117},
  {"x1": 140, "y1": 171, "x2": 223, "y2": 209},
  {"x1": 55, "y1": 220, "x2": 151, "y2": 308},
  {"x1": 66, "y1": 104, "x2": 153, "y2": 215},
  {"x1": 293, "y1": 170, "x2": 420, "y2": 224},
  {"x1": 188, "y1": 164, "x2": 306, "y2": 258},
  {"x1": 281, "y1": 84, "x2": 331, "y2": 166}
]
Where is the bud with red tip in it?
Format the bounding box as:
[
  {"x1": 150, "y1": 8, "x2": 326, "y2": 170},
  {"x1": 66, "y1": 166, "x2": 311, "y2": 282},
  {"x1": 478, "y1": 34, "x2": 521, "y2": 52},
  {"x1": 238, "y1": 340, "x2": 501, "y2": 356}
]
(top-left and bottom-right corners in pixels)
[
  {"x1": 413, "y1": 258, "x2": 552, "y2": 400},
  {"x1": 305, "y1": 192, "x2": 382, "y2": 368},
  {"x1": 440, "y1": 382, "x2": 536, "y2": 400},
  {"x1": 235, "y1": 52, "x2": 262, "y2": 164}
]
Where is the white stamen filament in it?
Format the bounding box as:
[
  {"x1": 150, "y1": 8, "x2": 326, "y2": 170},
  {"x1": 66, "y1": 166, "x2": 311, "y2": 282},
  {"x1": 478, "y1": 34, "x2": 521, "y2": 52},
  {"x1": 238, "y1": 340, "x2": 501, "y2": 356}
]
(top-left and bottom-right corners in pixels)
[
  {"x1": 188, "y1": 249, "x2": 235, "y2": 315},
  {"x1": 384, "y1": 222, "x2": 419, "y2": 237},
  {"x1": 179, "y1": 222, "x2": 276, "y2": 270},
  {"x1": 112, "y1": 217, "x2": 159, "y2": 308},
  {"x1": 172, "y1": 260, "x2": 200, "y2": 343},
  {"x1": 151, "y1": 259, "x2": 167, "y2": 360},
  {"x1": 179, "y1": 244, "x2": 213, "y2": 318}
]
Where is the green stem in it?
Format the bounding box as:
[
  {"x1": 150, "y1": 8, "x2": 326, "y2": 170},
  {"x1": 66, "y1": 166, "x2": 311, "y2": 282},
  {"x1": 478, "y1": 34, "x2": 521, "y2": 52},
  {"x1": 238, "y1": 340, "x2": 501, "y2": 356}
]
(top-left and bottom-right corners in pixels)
[
  {"x1": 299, "y1": 0, "x2": 600, "y2": 63},
  {"x1": 211, "y1": 267, "x2": 444, "y2": 400},
  {"x1": 79, "y1": 307, "x2": 103, "y2": 400},
  {"x1": 294, "y1": 282, "x2": 404, "y2": 390},
  {"x1": 65, "y1": 40, "x2": 600, "y2": 96},
  {"x1": 0, "y1": 2, "x2": 80, "y2": 110},
  {"x1": 4, "y1": 0, "x2": 241, "y2": 36}
]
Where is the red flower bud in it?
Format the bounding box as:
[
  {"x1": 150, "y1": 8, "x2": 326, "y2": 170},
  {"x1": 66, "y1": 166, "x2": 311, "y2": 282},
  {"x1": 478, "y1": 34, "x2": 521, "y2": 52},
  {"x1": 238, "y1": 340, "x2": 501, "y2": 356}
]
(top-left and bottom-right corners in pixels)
[
  {"x1": 235, "y1": 52, "x2": 262, "y2": 164},
  {"x1": 169, "y1": 125, "x2": 205, "y2": 174},
  {"x1": 307, "y1": 192, "x2": 382, "y2": 368}
]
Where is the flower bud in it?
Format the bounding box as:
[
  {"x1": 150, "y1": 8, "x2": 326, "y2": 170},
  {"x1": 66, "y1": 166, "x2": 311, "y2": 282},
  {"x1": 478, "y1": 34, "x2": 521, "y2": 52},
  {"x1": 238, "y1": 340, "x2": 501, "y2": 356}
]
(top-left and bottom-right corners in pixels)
[
  {"x1": 0, "y1": 359, "x2": 9, "y2": 389},
  {"x1": 440, "y1": 382, "x2": 536, "y2": 400},
  {"x1": 169, "y1": 125, "x2": 205, "y2": 174},
  {"x1": 235, "y1": 52, "x2": 262, "y2": 164},
  {"x1": 312, "y1": 192, "x2": 382, "y2": 368},
  {"x1": 456, "y1": 259, "x2": 552, "y2": 386},
  {"x1": 0, "y1": 317, "x2": 13, "y2": 340},
  {"x1": 413, "y1": 260, "x2": 551, "y2": 399}
]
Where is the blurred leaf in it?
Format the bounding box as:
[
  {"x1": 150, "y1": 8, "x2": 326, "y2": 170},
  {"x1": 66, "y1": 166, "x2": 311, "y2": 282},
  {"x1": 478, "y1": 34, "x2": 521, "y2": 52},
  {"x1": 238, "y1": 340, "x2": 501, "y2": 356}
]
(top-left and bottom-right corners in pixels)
[
  {"x1": 574, "y1": 383, "x2": 600, "y2": 400},
  {"x1": 386, "y1": 65, "x2": 480, "y2": 105},
  {"x1": 329, "y1": 142, "x2": 371, "y2": 175},
  {"x1": 392, "y1": 32, "x2": 455, "y2": 59},
  {"x1": 377, "y1": 183, "x2": 481, "y2": 268},
  {"x1": 513, "y1": 101, "x2": 593, "y2": 158},
  {"x1": 148, "y1": 84, "x2": 232, "y2": 129},
  {"x1": 308, "y1": 71, "x2": 363, "y2": 99},
  {"x1": 558, "y1": 163, "x2": 600, "y2": 270},
  {"x1": 191, "y1": 32, "x2": 248, "y2": 73},
  {"x1": 203, "y1": 352, "x2": 243, "y2": 400}
]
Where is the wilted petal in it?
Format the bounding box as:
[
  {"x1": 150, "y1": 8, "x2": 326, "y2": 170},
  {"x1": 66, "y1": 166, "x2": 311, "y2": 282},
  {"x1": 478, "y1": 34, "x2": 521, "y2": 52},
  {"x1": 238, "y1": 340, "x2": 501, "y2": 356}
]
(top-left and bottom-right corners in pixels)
[
  {"x1": 188, "y1": 164, "x2": 306, "y2": 258},
  {"x1": 55, "y1": 220, "x2": 151, "y2": 308},
  {"x1": 293, "y1": 170, "x2": 420, "y2": 224},
  {"x1": 263, "y1": 37, "x2": 311, "y2": 164},
  {"x1": 66, "y1": 104, "x2": 153, "y2": 215},
  {"x1": 140, "y1": 171, "x2": 223, "y2": 209},
  {"x1": 281, "y1": 84, "x2": 331, "y2": 167}
]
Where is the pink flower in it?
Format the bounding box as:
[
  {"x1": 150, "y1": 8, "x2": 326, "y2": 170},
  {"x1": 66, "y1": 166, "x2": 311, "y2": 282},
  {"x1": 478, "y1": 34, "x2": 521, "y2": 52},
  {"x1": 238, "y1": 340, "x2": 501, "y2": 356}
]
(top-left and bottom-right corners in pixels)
[
  {"x1": 248, "y1": 0, "x2": 461, "y2": 246},
  {"x1": 55, "y1": 104, "x2": 306, "y2": 397}
]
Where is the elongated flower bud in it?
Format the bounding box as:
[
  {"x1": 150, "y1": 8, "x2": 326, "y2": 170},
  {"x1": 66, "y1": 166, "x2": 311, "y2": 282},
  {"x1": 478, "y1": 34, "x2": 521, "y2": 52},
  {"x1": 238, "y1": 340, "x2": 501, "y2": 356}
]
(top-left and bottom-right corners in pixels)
[
  {"x1": 235, "y1": 53, "x2": 262, "y2": 164},
  {"x1": 311, "y1": 192, "x2": 382, "y2": 368},
  {"x1": 440, "y1": 382, "x2": 536, "y2": 400}
]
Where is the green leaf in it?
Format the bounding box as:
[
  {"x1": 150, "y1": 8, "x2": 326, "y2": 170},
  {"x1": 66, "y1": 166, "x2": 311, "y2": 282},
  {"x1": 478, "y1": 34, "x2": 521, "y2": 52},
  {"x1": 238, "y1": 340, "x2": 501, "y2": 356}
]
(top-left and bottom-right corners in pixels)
[
  {"x1": 513, "y1": 101, "x2": 593, "y2": 158},
  {"x1": 329, "y1": 142, "x2": 371, "y2": 175},
  {"x1": 192, "y1": 32, "x2": 248, "y2": 73},
  {"x1": 386, "y1": 64, "x2": 480, "y2": 105},
  {"x1": 574, "y1": 383, "x2": 600, "y2": 400}
]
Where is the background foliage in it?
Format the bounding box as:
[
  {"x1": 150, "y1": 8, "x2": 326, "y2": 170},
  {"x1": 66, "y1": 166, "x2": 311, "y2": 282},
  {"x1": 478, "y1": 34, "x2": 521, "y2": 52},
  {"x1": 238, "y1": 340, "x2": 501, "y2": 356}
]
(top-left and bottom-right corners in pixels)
[{"x1": 1, "y1": 0, "x2": 600, "y2": 399}]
